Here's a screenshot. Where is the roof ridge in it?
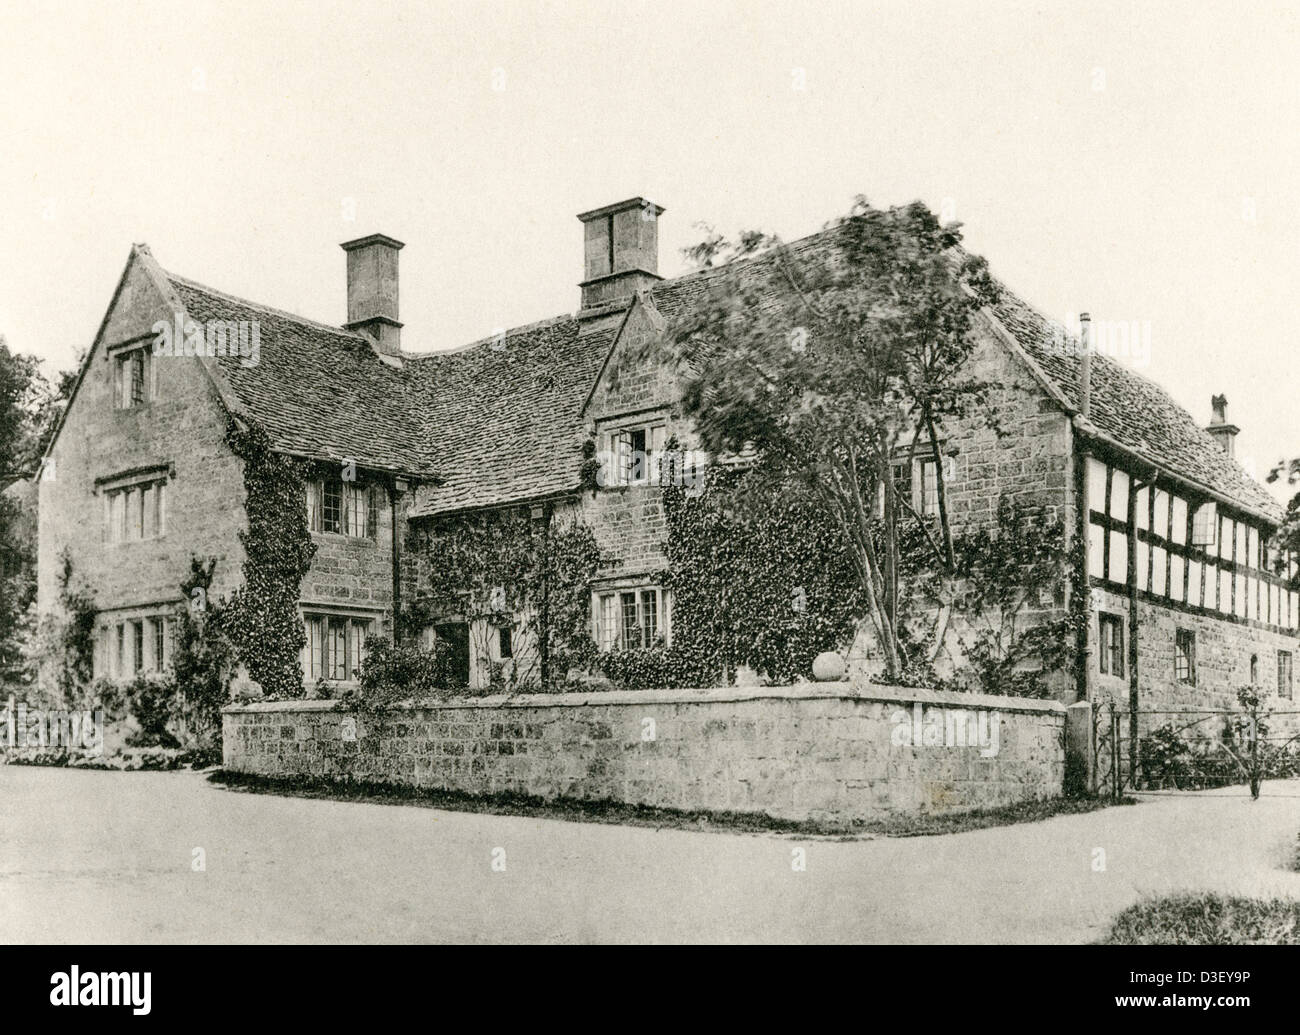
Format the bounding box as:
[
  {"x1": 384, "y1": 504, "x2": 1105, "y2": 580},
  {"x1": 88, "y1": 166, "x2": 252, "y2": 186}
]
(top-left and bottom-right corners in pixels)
[
  {"x1": 165, "y1": 270, "x2": 368, "y2": 341},
  {"x1": 406, "y1": 312, "x2": 578, "y2": 361}
]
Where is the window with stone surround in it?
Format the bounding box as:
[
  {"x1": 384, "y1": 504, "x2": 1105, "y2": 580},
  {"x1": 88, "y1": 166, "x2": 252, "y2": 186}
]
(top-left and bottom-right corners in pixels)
[
  {"x1": 302, "y1": 613, "x2": 372, "y2": 682},
  {"x1": 1279, "y1": 650, "x2": 1293, "y2": 700},
  {"x1": 306, "y1": 478, "x2": 378, "y2": 538},
  {"x1": 594, "y1": 586, "x2": 667, "y2": 650},
  {"x1": 103, "y1": 615, "x2": 171, "y2": 678},
  {"x1": 112, "y1": 346, "x2": 153, "y2": 409},
  {"x1": 600, "y1": 422, "x2": 667, "y2": 487},
  {"x1": 102, "y1": 477, "x2": 167, "y2": 544}
]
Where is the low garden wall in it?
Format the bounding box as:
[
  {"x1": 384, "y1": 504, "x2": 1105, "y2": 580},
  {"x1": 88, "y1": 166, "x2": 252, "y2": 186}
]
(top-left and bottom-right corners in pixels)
[{"x1": 223, "y1": 682, "x2": 1068, "y2": 822}]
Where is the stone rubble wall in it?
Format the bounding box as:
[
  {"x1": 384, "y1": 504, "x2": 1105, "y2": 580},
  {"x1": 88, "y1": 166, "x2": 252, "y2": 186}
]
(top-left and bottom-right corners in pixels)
[{"x1": 223, "y1": 682, "x2": 1066, "y2": 822}]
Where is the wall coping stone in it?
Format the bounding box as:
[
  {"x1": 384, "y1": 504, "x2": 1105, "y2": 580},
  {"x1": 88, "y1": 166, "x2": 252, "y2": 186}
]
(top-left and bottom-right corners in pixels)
[{"x1": 223, "y1": 681, "x2": 1067, "y2": 718}]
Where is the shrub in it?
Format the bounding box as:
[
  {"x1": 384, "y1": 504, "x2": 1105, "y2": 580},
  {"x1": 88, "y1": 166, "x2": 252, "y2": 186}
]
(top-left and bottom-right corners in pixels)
[
  {"x1": 596, "y1": 644, "x2": 718, "y2": 690},
  {"x1": 121, "y1": 674, "x2": 182, "y2": 749},
  {"x1": 347, "y1": 635, "x2": 465, "y2": 709}
]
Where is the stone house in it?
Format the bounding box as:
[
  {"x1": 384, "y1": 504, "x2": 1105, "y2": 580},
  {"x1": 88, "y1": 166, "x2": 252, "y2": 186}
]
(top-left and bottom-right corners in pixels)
[{"x1": 36, "y1": 197, "x2": 1299, "y2": 720}]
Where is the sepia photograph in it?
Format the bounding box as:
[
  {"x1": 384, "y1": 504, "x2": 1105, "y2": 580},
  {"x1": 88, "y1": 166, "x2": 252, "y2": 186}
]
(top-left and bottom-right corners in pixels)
[{"x1": 1, "y1": 0, "x2": 1297, "y2": 1018}]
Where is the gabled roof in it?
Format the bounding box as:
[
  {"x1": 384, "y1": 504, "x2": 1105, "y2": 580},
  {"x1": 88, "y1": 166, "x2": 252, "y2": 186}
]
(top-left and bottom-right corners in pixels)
[
  {"x1": 648, "y1": 226, "x2": 1284, "y2": 524},
  {"x1": 988, "y1": 283, "x2": 1283, "y2": 522},
  {"x1": 69, "y1": 221, "x2": 1277, "y2": 527},
  {"x1": 166, "y1": 274, "x2": 434, "y2": 476}
]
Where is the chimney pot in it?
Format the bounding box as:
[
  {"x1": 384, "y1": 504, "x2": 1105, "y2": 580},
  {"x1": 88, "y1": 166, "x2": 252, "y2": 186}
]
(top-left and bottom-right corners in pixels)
[
  {"x1": 1206, "y1": 393, "x2": 1239, "y2": 457},
  {"x1": 577, "y1": 197, "x2": 663, "y2": 317},
  {"x1": 341, "y1": 233, "x2": 404, "y2": 356},
  {"x1": 1078, "y1": 312, "x2": 1092, "y2": 419}
]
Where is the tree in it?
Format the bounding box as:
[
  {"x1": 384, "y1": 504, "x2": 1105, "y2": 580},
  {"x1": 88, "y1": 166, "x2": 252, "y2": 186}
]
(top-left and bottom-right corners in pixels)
[
  {"x1": 1, "y1": 336, "x2": 75, "y2": 691},
  {"x1": 1268, "y1": 459, "x2": 1300, "y2": 592},
  {"x1": 652, "y1": 199, "x2": 1000, "y2": 680}
]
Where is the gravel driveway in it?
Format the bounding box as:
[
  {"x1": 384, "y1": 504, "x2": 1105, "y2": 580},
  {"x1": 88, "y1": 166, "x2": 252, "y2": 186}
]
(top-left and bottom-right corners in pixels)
[{"x1": 2, "y1": 767, "x2": 1298, "y2": 943}]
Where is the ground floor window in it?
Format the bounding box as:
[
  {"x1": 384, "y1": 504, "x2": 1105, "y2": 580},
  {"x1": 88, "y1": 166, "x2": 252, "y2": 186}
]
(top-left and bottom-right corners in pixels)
[
  {"x1": 303, "y1": 613, "x2": 372, "y2": 682},
  {"x1": 1279, "y1": 650, "x2": 1293, "y2": 700},
  {"x1": 1098, "y1": 612, "x2": 1124, "y2": 677},
  {"x1": 1175, "y1": 628, "x2": 1196, "y2": 685},
  {"x1": 104, "y1": 616, "x2": 170, "y2": 678},
  {"x1": 594, "y1": 586, "x2": 667, "y2": 650}
]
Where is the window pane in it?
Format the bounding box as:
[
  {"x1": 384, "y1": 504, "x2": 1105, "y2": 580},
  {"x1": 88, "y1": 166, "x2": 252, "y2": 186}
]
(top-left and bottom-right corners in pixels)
[
  {"x1": 641, "y1": 589, "x2": 659, "y2": 645},
  {"x1": 328, "y1": 618, "x2": 347, "y2": 679},
  {"x1": 921, "y1": 459, "x2": 940, "y2": 516},
  {"x1": 599, "y1": 594, "x2": 616, "y2": 649},
  {"x1": 130, "y1": 350, "x2": 146, "y2": 405},
  {"x1": 1191, "y1": 502, "x2": 1216, "y2": 546},
  {"x1": 153, "y1": 618, "x2": 166, "y2": 671},
  {"x1": 322, "y1": 481, "x2": 342, "y2": 533},
  {"x1": 306, "y1": 481, "x2": 320, "y2": 531},
  {"x1": 132, "y1": 621, "x2": 144, "y2": 673},
  {"x1": 620, "y1": 592, "x2": 639, "y2": 649}
]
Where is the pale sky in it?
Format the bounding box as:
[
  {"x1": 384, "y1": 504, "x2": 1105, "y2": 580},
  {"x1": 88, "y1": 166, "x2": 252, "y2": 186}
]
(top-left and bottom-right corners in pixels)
[{"x1": 1, "y1": 0, "x2": 1296, "y2": 500}]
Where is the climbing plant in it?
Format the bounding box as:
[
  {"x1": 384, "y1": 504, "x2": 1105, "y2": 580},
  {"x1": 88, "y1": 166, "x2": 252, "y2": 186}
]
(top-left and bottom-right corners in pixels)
[
  {"x1": 27, "y1": 550, "x2": 98, "y2": 707},
  {"x1": 218, "y1": 418, "x2": 316, "y2": 699},
  {"x1": 403, "y1": 507, "x2": 600, "y2": 690},
  {"x1": 898, "y1": 495, "x2": 1084, "y2": 698},
  {"x1": 631, "y1": 458, "x2": 866, "y2": 687},
  {"x1": 171, "y1": 555, "x2": 234, "y2": 746}
]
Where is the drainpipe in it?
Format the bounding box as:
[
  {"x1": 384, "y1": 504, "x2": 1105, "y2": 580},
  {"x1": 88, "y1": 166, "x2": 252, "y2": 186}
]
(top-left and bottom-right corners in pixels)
[
  {"x1": 1074, "y1": 313, "x2": 1094, "y2": 706},
  {"x1": 1126, "y1": 474, "x2": 1151, "y2": 789},
  {"x1": 390, "y1": 478, "x2": 406, "y2": 642},
  {"x1": 1079, "y1": 312, "x2": 1091, "y2": 422}
]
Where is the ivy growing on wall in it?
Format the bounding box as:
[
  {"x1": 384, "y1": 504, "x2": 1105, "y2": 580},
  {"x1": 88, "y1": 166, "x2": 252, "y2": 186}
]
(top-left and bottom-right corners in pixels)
[
  {"x1": 219, "y1": 417, "x2": 316, "y2": 699},
  {"x1": 596, "y1": 452, "x2": 1082, "y2": 697},
  {"x1": 643, "y1": 462, "x2": 867, "y2": 686},
  {"x1": 898, "y1": 496, "x2": 1085, "y2": 698},
  {"x1": 29, "y1": 550, "x2": 98, "y2": 707},
  {"x1": 172, "y1": 556, "x2": 234, "y2": 744},
  {"x1": 403, "y1": 506, "x2": 600, "y2": 690}
]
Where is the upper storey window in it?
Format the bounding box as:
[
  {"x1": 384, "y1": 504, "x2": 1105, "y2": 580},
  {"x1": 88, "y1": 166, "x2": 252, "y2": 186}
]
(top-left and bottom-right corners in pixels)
[
  {"x1": 306, "y1": 478, "x2": 378, "y2": 539},
  {"x1": 112, "y1": 347, "x2": 153, "y2": 409}
]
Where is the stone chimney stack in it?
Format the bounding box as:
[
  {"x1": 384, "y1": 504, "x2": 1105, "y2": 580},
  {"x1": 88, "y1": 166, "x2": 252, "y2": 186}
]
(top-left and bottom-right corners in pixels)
[
  {"x1": 341, "y1": 233, "x2": 404, "y2": 357},
  {"x1": 1206, "y1": 393, "x2": 1239, "y2": 457},
  {"x1": 577, "y1": 197, "x2": 663, "y2": 318}
]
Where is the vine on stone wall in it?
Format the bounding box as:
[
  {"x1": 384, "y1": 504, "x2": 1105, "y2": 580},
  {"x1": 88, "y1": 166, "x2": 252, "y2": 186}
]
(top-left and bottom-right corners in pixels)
[
  {"x1": 404, "y1": 507, "x2": 600, "y2": 690},
  {"x1": 636, "y1": 462, "x2": 867, "y2": 687},
  {"x1": 219, "y1": 418, "x2": 316, "y2": 699},
  {"x1": 898, "y1": 495, "x2": 1085, "y2": 698},
  {"x1": 31, "y1": 550, "x2": 98, "y2": 707}
]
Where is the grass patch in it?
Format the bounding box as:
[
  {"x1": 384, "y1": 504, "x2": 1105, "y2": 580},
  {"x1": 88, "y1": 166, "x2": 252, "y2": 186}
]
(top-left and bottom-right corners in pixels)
[
  {"x1": 1100, "y1": 893, "x2": 1300, "y2": 945},
  {"x1": 208, "y1": 768, "x2": 1132, "y2": 838}
]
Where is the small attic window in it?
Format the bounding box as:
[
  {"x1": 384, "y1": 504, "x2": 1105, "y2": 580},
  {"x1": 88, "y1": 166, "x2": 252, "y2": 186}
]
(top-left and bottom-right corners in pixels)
[{"x1": 112, "y1": 347, "x2": 152, "y2": 409}]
